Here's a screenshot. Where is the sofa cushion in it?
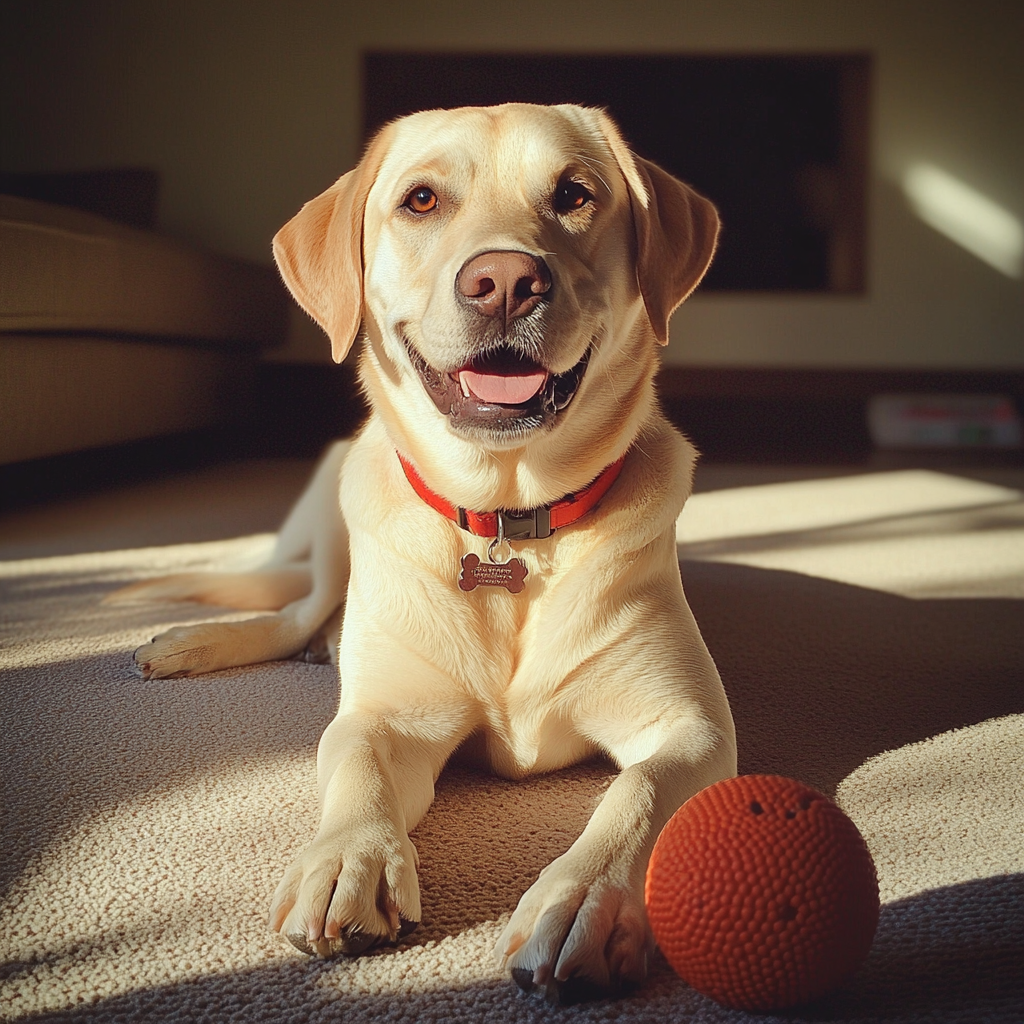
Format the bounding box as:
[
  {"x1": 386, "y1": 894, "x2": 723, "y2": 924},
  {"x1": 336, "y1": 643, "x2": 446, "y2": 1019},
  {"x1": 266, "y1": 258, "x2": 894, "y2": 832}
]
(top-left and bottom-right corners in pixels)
[
  {"x1": 0, "y1": 195, "x2": 287, "y2": 347},
  {"x1": 0, "y1": 334, "x2": 241, "y2": 465}
]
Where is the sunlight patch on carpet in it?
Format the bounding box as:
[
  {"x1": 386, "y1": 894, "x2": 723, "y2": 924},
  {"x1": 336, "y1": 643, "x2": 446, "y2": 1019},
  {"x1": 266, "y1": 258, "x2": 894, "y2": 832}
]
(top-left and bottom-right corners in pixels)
[
  {"x1": 837, "y1": 714, "x2": 1024, "y2": 903},
  {"x1": 677, "y1": 470, "x2": 1024, "y2": 599}
]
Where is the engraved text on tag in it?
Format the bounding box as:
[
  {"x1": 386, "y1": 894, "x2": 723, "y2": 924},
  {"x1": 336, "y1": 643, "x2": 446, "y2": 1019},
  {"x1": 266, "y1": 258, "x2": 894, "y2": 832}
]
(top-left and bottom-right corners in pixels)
[{"x1": 459, "y1": 553, "x2": 528, "y2": 594}]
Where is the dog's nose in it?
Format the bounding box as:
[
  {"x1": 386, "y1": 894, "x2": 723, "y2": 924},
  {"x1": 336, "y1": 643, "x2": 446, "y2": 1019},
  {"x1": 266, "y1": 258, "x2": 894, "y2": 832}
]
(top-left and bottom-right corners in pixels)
[{"x1": 456, "y1": 251, "x2": 552, "y2": 322}]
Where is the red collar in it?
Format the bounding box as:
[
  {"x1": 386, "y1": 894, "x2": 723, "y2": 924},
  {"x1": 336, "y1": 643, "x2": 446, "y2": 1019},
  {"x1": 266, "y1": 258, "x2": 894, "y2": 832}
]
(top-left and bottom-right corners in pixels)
[{"x1": 397, "y1": 452, "x2": 626, "y2": 541}]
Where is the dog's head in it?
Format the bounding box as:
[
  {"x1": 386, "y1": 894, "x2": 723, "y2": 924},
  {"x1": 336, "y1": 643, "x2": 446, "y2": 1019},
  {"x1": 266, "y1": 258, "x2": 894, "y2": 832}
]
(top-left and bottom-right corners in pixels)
[{"x1": 274, "y1": 104, "x2": 717, "y2": 498}]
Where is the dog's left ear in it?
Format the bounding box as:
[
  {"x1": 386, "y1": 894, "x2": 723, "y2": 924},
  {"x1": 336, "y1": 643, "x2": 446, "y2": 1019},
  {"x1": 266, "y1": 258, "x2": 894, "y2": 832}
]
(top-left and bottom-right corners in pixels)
[
  {"x1": 273, "y1": 125, "x2": 393, "y2": 363},
  {"x1": 598, "y1": 111, "x2": 720, "y2": 345}
]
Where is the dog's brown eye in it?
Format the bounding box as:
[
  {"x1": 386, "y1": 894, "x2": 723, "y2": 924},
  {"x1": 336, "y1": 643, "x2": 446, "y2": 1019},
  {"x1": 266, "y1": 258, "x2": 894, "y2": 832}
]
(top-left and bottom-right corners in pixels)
[
  {"x1": 554, "y1": 180, "x2": 594, "y2": 214},
  {"x1": 404, "y1": 187, "x2": 439, "y2": 214}
]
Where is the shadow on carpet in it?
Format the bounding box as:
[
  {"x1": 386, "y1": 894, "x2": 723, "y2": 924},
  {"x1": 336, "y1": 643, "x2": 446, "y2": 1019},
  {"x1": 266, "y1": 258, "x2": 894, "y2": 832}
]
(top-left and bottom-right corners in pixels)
[{"x1": 7, "y1": 875, "x2": 1022, "y2": 1024}]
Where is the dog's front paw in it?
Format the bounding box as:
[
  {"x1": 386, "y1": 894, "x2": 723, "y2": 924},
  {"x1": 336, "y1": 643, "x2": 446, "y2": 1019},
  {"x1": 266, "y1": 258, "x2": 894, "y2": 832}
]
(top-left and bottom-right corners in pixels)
[
  {"x1": 269, "y1": 825, "x2": 421, "y2": 958},
  {"x1": 496, "y1": 852, "x2": 651, "y2": 1005}
]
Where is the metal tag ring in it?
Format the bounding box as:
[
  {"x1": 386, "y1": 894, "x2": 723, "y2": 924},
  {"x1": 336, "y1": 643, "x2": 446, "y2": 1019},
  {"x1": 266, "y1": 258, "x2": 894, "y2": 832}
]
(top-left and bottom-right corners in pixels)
[
  {"x1": 487, "y1": 537, "x2": 513, "y2": 565},
  {"x1": 488, "y1": 514, "x2": 513, "y2": 564}
]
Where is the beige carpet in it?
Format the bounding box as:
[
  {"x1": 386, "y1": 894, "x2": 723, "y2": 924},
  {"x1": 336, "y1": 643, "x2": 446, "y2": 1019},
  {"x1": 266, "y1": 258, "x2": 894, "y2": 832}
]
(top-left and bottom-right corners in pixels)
[{"x1": 2, "y1": 459, "x2": 1022, "y2": 1023}]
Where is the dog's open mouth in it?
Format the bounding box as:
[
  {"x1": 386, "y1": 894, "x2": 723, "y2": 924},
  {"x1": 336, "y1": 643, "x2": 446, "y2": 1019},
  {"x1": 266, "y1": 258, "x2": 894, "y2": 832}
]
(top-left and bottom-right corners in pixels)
[{"x1": 406, "y1": 342, "x2": 590, "y2": 437}]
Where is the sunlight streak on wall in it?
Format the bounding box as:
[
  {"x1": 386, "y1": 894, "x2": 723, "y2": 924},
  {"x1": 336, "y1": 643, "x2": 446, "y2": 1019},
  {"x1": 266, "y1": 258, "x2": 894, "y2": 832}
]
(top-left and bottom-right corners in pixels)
[{"x1": 902, "y1": 164, "x2": 1023, "y2": 278}]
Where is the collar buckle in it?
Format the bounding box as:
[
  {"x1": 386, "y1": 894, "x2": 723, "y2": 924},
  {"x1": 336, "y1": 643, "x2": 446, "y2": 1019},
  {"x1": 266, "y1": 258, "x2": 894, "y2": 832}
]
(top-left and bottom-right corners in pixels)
[{"x1": 501, "y1": 505, "x2": 552, "y2": 540}]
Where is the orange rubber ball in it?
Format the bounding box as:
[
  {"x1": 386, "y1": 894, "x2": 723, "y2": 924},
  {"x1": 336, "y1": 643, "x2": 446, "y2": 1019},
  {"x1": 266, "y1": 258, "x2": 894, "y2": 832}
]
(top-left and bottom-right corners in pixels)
[{"x1": 645, "y1": 775, "x2": 879, "y2": 1012}]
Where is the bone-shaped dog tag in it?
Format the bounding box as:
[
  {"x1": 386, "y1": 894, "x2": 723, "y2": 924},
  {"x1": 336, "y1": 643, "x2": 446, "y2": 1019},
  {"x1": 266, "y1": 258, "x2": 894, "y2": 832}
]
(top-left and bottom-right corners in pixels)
[{"x1": 459, "y1": 553, "x2": 528, "y2": 594}]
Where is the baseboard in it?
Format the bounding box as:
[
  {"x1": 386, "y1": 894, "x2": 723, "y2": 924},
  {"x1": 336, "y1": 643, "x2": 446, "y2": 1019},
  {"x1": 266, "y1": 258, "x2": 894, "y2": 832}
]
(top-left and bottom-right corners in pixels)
[
  {"x1": 0, "y1": 426, "x2": 248, "y2": 512},
  {"x1": 657, "y1": 366, "x2": 1024, "y2": 399}
]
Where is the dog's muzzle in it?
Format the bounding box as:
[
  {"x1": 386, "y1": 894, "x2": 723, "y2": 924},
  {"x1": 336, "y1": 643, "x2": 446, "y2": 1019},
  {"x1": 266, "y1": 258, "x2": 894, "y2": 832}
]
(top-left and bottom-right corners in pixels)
[{"x1": 406, "y1": 250, "x2": 590, "y2": 438}]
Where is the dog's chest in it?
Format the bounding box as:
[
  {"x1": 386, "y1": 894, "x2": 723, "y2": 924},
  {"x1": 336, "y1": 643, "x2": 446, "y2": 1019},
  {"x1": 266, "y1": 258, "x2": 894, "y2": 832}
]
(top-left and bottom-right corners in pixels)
[
  {"x1": 449, "y1": 588, "x2": 598, "y2": 777},
  {"x1": 458, "y1": 708, "x2": 595, "y2": 779}
]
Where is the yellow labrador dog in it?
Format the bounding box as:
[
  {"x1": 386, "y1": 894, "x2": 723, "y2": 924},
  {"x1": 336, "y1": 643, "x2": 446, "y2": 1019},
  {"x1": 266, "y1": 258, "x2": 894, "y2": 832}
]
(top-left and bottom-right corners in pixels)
[{"x1": 110, "y1": 103, "x2": 736, "y2": 1004}]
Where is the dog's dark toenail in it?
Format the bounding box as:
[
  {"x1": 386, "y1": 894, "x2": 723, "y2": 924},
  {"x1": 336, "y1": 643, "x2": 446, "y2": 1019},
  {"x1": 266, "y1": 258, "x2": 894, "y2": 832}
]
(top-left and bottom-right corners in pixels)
[
  {"x1": 333, "y1": 926, "x2": 377, "y2": 955},
  {"x1": 382, "y1": 917, "x2": 419, "y2": 947},
  {"x1": 287, "y1": 919, "x2": 417, "y2": 959},
  {"x1": 286, "y1": 929, "x2": 374, "y2": 957},
  {"x1": 512, "y1": 969, "x2": 611, "y2": 1005},
  {"x1": 286, "y1": 932, "x2": 314, "y2": 955},
  {"x1": 512, "y1": 967, "x2": 536, "y2": 993}
]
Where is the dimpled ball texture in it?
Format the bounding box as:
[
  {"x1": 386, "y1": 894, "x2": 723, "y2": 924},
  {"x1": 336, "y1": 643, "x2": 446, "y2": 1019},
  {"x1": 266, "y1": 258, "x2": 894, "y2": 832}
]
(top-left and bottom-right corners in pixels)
[{"x1": 645, "y1": 775, "x2": 879, "y2": 1012}]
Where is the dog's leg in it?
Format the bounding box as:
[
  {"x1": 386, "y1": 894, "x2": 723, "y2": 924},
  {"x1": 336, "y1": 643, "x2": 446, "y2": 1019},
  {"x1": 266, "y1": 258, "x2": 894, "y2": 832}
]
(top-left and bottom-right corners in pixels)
[
  {"x1": 105, "y1": 440, "x2": 350, "y2": 609},
  {"x1": 103, "y1": 566, "x2": 313, "y2": 610},
  {"x1": 269, "y1": 681, "x2": 477, "y2": 956},
  {"x1": 497, "y1": 674, "x2": 736, "y2": 1003},
  {"x1": 266, "y1": 440, "x2": 350, "y2": 566},
  {"x1": 129, "y1": 442, "x2": 351, "y2": 678}
]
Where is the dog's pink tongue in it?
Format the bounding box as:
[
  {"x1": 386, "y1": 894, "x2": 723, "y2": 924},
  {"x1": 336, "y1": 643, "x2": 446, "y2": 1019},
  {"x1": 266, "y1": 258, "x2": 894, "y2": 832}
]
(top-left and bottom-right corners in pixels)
[{"x1": 458, "y1": 368, "x2": 547, "y2": 405}]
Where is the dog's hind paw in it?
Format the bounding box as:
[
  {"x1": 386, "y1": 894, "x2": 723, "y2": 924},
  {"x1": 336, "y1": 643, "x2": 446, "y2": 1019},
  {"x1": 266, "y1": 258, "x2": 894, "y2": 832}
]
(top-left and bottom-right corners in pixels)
[{"x1": 133, "y1": 626, "x2": 220, "y2": 679}]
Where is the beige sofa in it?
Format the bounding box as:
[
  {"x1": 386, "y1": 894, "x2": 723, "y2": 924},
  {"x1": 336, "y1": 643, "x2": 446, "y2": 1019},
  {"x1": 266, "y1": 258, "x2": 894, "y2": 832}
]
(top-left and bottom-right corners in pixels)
[{"x1": 0, "y1": 194, "x2": 288, "y2": 465}]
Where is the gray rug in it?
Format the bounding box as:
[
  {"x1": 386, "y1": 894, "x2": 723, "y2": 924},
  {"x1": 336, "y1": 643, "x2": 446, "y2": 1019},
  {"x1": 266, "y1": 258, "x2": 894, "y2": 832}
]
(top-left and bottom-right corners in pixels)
[{"x1": 2, "y1": 460, "x2": 1022, "y2": 1022}]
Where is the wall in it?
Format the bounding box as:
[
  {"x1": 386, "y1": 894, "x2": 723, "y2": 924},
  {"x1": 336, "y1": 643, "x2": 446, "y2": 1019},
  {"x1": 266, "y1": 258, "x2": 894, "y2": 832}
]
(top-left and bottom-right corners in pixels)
[{"x1": 2, "y1": 0, "x2": 1022, "y2": 368}]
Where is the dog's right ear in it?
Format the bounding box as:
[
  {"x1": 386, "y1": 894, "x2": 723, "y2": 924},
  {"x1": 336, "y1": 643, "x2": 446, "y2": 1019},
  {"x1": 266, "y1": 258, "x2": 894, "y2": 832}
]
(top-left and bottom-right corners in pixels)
[{"x1": 273, "y1": 126, "x2": 393, "y2": 363}]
